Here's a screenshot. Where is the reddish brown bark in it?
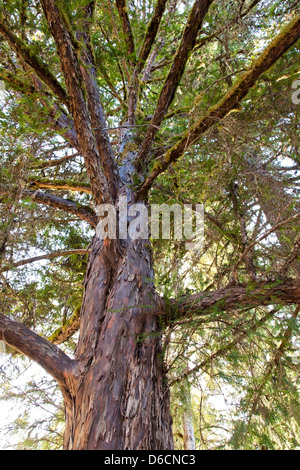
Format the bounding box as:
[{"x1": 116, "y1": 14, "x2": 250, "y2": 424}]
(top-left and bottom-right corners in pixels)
[
  {"x1": 170, "y1": 280, "x2": 300, "y2": 322},
  {"x1": 22, "y1": 190, "x2": 98, "y2": 227},
  {"x1": 0, "y1": 312, "x2": 74, "y2": 407},
  {"x1": 63, "y1": 234, "x2": 174, "y2": 450}
]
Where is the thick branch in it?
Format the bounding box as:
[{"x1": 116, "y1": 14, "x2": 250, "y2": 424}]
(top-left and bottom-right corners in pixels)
[
  {"x1": 0, "y1": 313, "x2": 73, "y2": 389},
  {"x1": 136, "y1": 0, "x2": 214, "y2": 166},
  {"x1": 75, "y1": 10, "x2": 120, "y2": 199},
  {"x1": 168, "y1": 280, "x2": 300, "y2": 322},
  {"x1": 138, "y1": 14, "x2": 300, "y2": 196},
  {"x1": 116, "y1": 0, "x2": 135, "y2": 62},
  {"x1": 22, "y1": 190, "x2": 97, "y2": 227},
  {"x1": 0, "y1": 19, "x2": 69, "y2": 107},
  {"x1": 136, "y1": 0, "x2": 168, "y2": 72},
  {"x1": 40, "y1": 0, "x2": 111, "y2": 205}
]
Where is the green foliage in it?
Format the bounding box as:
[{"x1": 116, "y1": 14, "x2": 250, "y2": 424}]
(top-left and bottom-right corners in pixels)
[{"x1": 0, "y1": 0, "x2": 299, "y2": 451}]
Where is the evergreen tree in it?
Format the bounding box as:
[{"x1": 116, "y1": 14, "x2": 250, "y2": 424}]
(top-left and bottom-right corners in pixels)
[{"x1": 0, "y1": 0, "x2": 299, "y2": 450}]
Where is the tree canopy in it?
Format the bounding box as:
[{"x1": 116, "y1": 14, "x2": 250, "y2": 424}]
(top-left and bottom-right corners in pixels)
[{"x1": 0, "y1": 0, "x2": 299, "y2": 450}]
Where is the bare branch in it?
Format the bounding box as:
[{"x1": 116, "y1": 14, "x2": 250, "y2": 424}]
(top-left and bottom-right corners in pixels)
[
  {"x1": 167, "y1": 280, "x2": 300, "y2": 323},
  {"x1": 0, "y1": 313, "x2": 74, "y2": 390},
  {"x1": 29, "y1": 178, "x2": 92, "y2": 194},
  {"x1": 22, "y1": 189, "x2": 97, "y2": 227}
]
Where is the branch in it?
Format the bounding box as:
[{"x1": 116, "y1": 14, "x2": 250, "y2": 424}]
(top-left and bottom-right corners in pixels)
[
  {"x1": 0, "y1": 67, "x2": 35, "y2": 95},
  {"x1": 136, "y1": 0, "x2": 168, "y2": 72},
  {"x1": 137, "y1": 14, "x2": 300, "y2": 196},
  {"x1": 48, "y1": 303, "x2": 81, "y2": 345},
  {"x1": 22, "y1": 190, "x2": 97, "y2": 227},
  {"x1": 116, "y1": 0, "x2": 135, "y2": 63},
  {"x1": 280, "y1": 234, "x2": 300, "y2": 278},
  {"x1": 136, "y1": 0, "x2": 214, "y2": 166},
  {"x1": 75, "y1": 7, "x2": 120, "y2": 199},
  {"x1": 243, "y1": 156, "x2": 300, "y2": 277},
  {"x1": 169, "y1": 307, "x2": 279, "y2": 385},
  {"x1": 230, "y1": 182, "x2": 256, "y2": 280},
  {"x1": 167, "y1": 280, "x2": 300, "y2": 323},
  {"x1": 0, "y1": 19, "x2": 69, "y2": 107},
  {"x1": 29, "y1": 178, "x2": 92, "y2": 194},
  {"x1": 30, "y1": 152, "x2": 80, "y2": 169},
  {"x1": 0, "y1": 249, "x2": 90, "y2": 273},
  {"x1": 0, "y1": 313, "x2": 73, "y2": 391},
  {"x1": 153, "y1": 184, "x2": 239, "y2": 242},
  {"x1": 249, "y1": 304, "x2": 300, "y2": 417},
  {"x1": 40, "y1": 0, "x2": 111, "y2": 205},
  {"x1": 0, "y1": 64, "x2": 81, "y2": 154},
  {"x1": 194, "y1": 0, "x2": 262, "y2": 51},
  {"x1": 51, "y1": 107, "x2": 80, "y2": 152},
  {"x1": 230, "y1": 212, "x2": 300, "y2": 279}
]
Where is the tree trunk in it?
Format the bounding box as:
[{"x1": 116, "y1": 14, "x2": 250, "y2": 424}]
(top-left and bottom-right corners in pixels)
[
  {"x1": 180, "y1": 381, "x2": 196, "y2": 450},
  {"x1": 183, "y1": 411, "x2": 196, "y2": 451},
  {"x1": 63, "y1": 233, "x2": 174, "y2": 450}
]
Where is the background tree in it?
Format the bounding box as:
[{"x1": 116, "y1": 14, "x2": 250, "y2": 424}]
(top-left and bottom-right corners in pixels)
[{"x1": 0, "y1": 0, "x2": 299, "y2": 450}]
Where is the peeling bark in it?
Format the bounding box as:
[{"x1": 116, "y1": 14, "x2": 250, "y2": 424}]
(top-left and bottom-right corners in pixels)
[
  {"x1": 22, "y1": 190, "x2": 98, "y2": 227},
  {"x1": 64, "y1": 235, "x2": 174, "y2": 450}
]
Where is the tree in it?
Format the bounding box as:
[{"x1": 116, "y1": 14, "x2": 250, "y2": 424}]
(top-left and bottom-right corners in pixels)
[{"x1": 0, "y1": 0, "x2": 299, "y2": 450}]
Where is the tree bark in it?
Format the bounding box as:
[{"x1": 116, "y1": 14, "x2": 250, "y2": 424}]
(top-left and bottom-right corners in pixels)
[
  {"x1": 63, "y1": 234, "x2": 174, "y2": 450},
  {"x1": 0, "y1": 312, "x2": 74, "y2": 407},
  {"x1": 183, "y1": 411, "x2": 196, "y2": 450},
  {"x1": 180, "y1": 383, "x2": 196, "y2": 450}
]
